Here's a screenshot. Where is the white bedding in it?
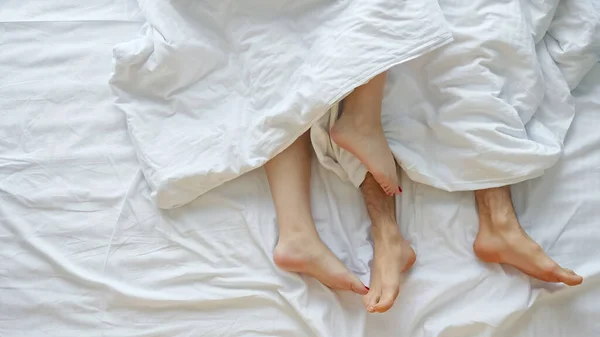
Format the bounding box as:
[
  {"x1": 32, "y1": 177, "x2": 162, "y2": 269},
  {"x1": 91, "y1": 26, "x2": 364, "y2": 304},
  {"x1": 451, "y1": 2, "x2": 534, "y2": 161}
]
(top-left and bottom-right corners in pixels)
[
  {"x1": 110, "y1": 0, "x2": 452, "y2": 209},
  {"x1": 1, "y1": 1, "x2": 600, "y2": 337},
  {"x1": 313, "y1": 0, "x2": 600, "y2": 190},
  {"x1": 111, "y1": 0, "x2": 600, "y2": 207}
]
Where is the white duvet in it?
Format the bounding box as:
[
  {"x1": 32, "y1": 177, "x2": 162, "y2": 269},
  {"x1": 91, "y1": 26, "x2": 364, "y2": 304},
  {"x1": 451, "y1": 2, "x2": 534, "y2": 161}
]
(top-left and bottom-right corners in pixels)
[
  {"x1": 110, "y1": 0, "x2": 453, "y2": 208},
  {"x1": 313, "y1": 0, "x2": 600, "y2": 190},
  {"x1": 112, "y1": 0, "x2": 599, "y2": 209}
]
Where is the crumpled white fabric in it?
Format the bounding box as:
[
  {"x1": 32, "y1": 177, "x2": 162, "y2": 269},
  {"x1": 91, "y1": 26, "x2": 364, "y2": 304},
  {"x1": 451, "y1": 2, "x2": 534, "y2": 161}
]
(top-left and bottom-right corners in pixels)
[
  {"x1": 110, "y1": 0, "x2": 452, "y2": 209},
  {"x1": 312, "y1": 0, "x2": 600, "y2": 190}
]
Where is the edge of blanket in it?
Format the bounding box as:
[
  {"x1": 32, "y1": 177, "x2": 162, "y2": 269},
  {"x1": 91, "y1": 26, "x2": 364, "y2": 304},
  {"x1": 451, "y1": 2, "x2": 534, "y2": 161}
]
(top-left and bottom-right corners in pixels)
[{"x1": 155, "y1": 32, "x2": 455, "y2": 209}]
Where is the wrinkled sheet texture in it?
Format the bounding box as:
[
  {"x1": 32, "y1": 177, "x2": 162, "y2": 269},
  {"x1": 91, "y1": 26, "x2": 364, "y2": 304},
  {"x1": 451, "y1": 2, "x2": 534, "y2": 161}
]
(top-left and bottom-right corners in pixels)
[{"x1": 1, "y1": 1, "x2": 599, "y2": 337}]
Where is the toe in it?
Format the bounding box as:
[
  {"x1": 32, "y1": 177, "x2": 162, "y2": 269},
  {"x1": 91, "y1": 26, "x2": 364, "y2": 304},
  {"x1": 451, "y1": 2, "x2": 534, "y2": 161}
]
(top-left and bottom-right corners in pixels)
[
  {"x1": 374, "y1": 284, "x2": 399, "y2": 313},
  {"x1": 539, "y1": 263, "x2": 561, "y2": 282},
  {"x1": 348, "y1": 275, "x2": 368, "y2": 295},
  {"x1": 391, "y1": 175, "x2": 398, "y2": 188},
  {"x1": 363, "y1": 291, "x2": 372, "y2": 308},
  {"x1": 558, "y1": 269, "x2": 583, "y2": 286},
  {"x1": 366, "y1": 290, "x2": 380, "y2": 313},
  {"x1": 373, "y1": 175, "x2": 393, "y2": 196},
  {"x1": 363, "y1": 295, "x2": 374, "y2": 312},
  {"x1": 383, "y1": 186, "x2": 391, "y2": 195}
]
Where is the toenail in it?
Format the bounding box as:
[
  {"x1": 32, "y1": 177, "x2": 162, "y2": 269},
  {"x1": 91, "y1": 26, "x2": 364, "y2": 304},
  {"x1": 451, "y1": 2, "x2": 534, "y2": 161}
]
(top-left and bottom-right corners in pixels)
[{"x1": 365, "y1": 286, "x2": 370, "y2": 291}]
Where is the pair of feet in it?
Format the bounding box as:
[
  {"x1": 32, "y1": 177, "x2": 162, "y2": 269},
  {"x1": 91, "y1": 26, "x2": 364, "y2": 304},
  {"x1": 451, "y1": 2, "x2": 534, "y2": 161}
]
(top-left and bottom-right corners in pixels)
[
  {"x1": 273, "y1": 92, "x2": 411, "y2": 312},
  {"x1": 273, "y1": 222, "x2": 415, "y2": 313},
  {"x1": 273, "y1": 187, "x2": 583, "y2": 314}
]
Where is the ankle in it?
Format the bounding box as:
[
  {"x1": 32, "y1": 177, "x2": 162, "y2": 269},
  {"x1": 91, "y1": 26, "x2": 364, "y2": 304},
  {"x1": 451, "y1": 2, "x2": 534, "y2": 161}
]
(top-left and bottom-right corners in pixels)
[
  {"x1": 475, "y1": 187, "x2": 511, "y2": 209},
  {"x1": 278, "y1": 225, "x2": 319, "y2": 242},
  {"x1": 339, "y1": 98, "x2": 380, "y2": 123},
  {"x1": 372, "y1": 221, "x2": 403, "y2": 241},
  {"x1": 479, "y1": 212, "x2": 521, "y2": 238},
  {"x1": 476, "y1": 188, "x2": 519, "y2": 228}
]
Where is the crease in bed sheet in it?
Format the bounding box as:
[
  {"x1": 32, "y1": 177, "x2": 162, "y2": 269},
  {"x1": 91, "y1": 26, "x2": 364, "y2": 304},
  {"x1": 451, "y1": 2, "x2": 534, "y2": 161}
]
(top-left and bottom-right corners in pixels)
[
  {"x1": 110, "y1": 0, "x2": 453, "y2": 209},
  {"x1": 146, "y1": 158, "x2": 377, "y2": 337},
  {"x1": 103, "y1": 160, "x2": 365, "y2": 337},
  {"x1": 313, "y1": 0, "x2": 600, "y2": 191},
  {"x1": 102, "y1": 168, "x2": 147, "y2": 272}
]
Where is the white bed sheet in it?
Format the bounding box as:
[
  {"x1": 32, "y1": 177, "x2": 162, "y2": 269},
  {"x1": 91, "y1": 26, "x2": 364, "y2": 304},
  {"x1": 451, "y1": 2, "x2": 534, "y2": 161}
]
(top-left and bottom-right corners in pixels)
[{"x1": 1, "y1": 1, "x2": 599, "y2": 337}]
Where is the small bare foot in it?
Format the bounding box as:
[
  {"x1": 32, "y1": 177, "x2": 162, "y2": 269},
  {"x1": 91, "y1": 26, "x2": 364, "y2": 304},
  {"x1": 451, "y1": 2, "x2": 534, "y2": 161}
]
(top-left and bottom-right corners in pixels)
[
  {"x1": 364, "y1": 229, "x2": 416, "y2": 313},
  {"x1": 474, "y1": 188, "x2": 583, "y2": 286},
  {"x1": 331, "y1": 111, "x2": 399, "y2": 196},
  {"x1": 273, "y1": 232, "x2": 368, "y2": 295}
]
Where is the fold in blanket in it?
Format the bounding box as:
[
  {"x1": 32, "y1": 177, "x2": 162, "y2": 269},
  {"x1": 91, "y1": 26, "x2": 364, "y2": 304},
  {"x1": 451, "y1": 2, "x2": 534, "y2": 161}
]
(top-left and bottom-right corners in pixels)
[
  {"x1": 111, "y1": 0, "x2": 599, "y2": 208},
  {"x1": 313, "y1": 0, "x2": 600, "y2": 190},
  {"x1": 110, "y1": 0, "x2": 452, "y2": 209}
]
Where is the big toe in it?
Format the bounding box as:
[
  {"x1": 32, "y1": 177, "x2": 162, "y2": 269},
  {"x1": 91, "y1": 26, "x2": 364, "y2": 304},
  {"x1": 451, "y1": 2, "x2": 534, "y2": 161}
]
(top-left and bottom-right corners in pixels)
[
  {"x1": 363, "y1": 287, "x2": 380, "y2": 312},
  {"x1": 558, "y1": 268, "x2": 583, "y2": 286},
  {"x1": 347, "y1": 274, "x2": 368, "y2": 295},
  {"x1": 373, "y1": 285, "x2": 399, "y2": 313},
  {"x1": 366, "y1": 297, "x2": 378, "y2": 313}
]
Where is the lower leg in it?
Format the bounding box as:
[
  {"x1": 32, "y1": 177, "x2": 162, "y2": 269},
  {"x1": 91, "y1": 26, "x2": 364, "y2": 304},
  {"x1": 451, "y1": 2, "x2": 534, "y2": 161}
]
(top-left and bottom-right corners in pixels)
[
  {"x1": 360, "y1": 173, "x2": 416, "y2": 313},
  {"x1": 265, "y1": 131, "x2": 368, "y2": 295},
  {"x1": 473, "y1": 186, "x2": 583, "y2": 286},
  {"x1": 331, "y1": 72, "x2": 400, "y2": 196}
]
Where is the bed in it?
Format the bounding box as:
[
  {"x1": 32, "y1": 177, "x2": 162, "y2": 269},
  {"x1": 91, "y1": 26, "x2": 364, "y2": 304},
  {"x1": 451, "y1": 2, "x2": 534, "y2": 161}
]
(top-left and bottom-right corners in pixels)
[{"x1": 1, "y1": 1, "x2": 599, "y2": 337}]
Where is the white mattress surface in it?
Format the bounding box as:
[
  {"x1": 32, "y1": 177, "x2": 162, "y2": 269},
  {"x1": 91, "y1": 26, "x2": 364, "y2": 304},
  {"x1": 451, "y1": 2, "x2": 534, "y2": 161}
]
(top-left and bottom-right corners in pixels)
[{"x1": 1, "y1": 1, "x2": 600, "y2": 337}]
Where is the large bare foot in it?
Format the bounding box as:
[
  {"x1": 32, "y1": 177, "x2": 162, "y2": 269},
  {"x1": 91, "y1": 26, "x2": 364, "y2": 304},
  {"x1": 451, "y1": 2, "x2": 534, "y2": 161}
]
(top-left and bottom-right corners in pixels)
[
  {"x1": 364, "y1": 226, "x2": 416, "y2": 313},
  {"x1": 474, "y1": 187, "x2": 583, "y2": 286},
  {"x1": 331, "y1": 106, "x2": 399, "y2": 196},
  {"x1": 274, "y1": 230, "x2": 368, "y2": 295},
  {"x1": 359, "y1": 172, "x2": 414, "y2": 312}
]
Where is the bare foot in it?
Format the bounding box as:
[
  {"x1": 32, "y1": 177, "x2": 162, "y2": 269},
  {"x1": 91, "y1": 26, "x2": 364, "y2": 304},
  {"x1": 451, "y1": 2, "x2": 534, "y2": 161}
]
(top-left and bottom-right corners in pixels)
[
  {"x1": 331, "y1": 107, "x2": 399, "y2": 196},
  {"x1": 364, "y1": 229, "x2": 416, "y2": 313},
  {"x1": 474, "y1": 188, "x2": 583, "y2": 286},
  {"x1": 273, "y1": 232, "x2": 368, "y2": 295}
]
